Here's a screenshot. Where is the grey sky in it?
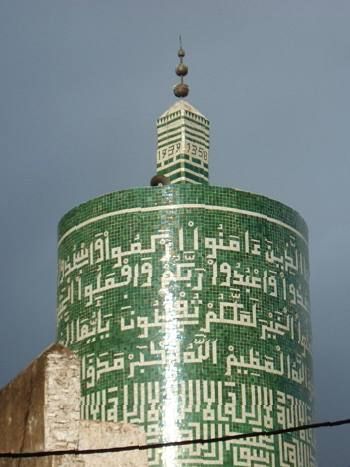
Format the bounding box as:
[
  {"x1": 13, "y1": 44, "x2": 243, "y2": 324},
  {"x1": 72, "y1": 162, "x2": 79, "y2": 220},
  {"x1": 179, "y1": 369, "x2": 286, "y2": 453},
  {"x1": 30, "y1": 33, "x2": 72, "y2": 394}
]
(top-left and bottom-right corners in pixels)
[{"x1": 0, "y1": 1, "x2": 349, "y2": 465}]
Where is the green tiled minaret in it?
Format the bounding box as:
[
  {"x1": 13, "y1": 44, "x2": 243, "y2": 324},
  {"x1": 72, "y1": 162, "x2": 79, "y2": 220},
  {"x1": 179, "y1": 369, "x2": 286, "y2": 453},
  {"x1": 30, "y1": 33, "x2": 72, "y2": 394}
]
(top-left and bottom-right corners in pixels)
[{"x1": 57, "y1": 43, "x2": 315, "y2": 466}]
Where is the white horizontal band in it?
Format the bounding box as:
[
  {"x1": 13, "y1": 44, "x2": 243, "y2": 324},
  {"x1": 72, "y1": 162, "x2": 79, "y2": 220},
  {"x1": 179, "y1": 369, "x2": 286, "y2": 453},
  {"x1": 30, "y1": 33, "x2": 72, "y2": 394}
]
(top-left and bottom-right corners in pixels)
[{"x1": 58, "y1": 202, "x2": 307, "y2": 247}]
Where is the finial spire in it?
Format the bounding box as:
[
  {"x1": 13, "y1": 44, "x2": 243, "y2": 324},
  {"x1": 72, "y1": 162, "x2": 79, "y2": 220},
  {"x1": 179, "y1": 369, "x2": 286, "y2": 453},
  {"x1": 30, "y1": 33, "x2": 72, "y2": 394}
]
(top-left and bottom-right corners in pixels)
[{"x1": 173, "y1": 35, "x2": 189, "y2": 98}]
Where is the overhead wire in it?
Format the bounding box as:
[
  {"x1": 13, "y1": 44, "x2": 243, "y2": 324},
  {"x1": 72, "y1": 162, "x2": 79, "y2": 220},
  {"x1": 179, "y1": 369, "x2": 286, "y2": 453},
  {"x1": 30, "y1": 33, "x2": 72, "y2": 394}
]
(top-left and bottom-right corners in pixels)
[{"x1": 0, "y1": 417, "x2": 349, "y2": 459}]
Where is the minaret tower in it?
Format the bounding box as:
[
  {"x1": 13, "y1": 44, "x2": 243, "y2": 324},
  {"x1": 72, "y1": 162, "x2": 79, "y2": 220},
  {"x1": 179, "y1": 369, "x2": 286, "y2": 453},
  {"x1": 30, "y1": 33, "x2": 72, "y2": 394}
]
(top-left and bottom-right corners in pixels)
[
  {"x1": 154, "y1": 39, "x2": 209, "y2": 185},
  {"x1": 57, "y1": 41, "x2": 315, "y2": 467}
]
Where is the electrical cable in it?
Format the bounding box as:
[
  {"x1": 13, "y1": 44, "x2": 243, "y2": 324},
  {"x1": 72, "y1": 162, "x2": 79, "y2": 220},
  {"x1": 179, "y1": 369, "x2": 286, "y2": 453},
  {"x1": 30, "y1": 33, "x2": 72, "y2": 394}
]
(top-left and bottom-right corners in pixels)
[{"x1": 0, "y1": 417, "x2": 349, "y2": 459}]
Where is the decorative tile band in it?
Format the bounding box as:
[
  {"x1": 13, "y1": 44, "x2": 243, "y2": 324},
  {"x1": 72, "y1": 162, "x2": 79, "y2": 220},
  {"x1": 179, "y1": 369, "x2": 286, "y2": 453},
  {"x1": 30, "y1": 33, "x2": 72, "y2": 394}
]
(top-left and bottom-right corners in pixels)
[{"x1": 58, "y1": 202, "x2": 307, "y2": 247}]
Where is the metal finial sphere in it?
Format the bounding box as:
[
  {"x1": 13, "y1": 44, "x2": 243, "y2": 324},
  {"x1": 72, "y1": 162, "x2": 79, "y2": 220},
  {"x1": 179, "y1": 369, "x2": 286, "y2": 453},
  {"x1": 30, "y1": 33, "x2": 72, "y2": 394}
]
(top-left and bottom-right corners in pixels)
[
  {"x1": 173, "y1": 37, "x2": 189, "y2": 98},
  {"x1": 176, "y1": 63, "x2": 188, "y2": 76},
  {"x1": 174, "y1": 83, "x2": 189, "y2": 98}
]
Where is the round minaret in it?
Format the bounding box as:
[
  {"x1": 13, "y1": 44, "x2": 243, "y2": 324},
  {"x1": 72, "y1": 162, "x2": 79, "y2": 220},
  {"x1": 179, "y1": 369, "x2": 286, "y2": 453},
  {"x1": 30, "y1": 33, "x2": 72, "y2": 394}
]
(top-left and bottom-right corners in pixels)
[{"x1": 57, "y1": 43, "x2": 315, "y2": 466}]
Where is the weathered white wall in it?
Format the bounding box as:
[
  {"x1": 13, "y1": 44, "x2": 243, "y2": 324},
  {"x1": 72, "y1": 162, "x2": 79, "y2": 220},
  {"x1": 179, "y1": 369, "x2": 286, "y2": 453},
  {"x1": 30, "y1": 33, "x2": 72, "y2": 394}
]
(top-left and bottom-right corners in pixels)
[
  {"x1": 0, "y1": 344, "x2": 148, "y2": 467},
  {"x1": 44, "y1": 346, "x2": 81, "y2": 452}
]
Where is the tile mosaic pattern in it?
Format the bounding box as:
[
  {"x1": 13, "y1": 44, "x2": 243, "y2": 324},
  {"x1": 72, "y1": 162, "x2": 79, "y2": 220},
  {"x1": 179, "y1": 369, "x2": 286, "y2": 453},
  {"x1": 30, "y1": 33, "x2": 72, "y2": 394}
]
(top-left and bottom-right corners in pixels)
[
  {"x1": 156, "y1": 101, "x2": 209, "y2": 184},
  {"x1": 57, "y1": 185, "x2": 314, "y2": 466}
]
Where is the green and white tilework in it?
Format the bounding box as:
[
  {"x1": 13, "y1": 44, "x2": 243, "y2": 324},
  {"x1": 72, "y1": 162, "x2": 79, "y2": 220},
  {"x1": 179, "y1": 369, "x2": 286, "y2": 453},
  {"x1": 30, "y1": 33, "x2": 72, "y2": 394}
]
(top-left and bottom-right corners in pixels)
[
  {"x1": 57, "y1": 184, "x2": 314, "y2": 466},
  {"x1": 156, "y1": 101, "x2": 209, "y2": 184}
]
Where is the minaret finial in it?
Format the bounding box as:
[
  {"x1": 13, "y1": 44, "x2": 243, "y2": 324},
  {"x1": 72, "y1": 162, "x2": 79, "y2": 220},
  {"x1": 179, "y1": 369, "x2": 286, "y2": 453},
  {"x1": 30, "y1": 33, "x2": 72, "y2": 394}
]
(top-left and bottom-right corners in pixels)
[{"x1": 173, "y1": 36, "x2": 189, "y2": 98}]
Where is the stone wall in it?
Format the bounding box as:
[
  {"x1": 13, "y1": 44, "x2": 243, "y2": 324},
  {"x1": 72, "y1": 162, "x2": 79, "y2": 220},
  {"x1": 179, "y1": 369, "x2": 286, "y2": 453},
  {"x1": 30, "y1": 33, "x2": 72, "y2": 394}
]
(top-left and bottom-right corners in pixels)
[{"x1": 0, "y1": 344, "x2": 148, "y2": 467}]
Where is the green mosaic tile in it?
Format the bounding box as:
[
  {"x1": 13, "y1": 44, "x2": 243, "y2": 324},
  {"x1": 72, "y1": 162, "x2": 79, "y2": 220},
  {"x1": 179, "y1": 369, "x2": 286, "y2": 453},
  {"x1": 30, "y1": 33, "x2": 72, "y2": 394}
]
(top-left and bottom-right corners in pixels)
[{"x1": 57, "y1": 184, "x2": 314, "y2": 466}]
